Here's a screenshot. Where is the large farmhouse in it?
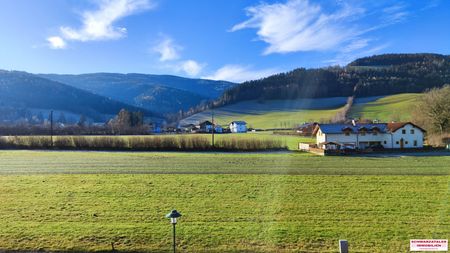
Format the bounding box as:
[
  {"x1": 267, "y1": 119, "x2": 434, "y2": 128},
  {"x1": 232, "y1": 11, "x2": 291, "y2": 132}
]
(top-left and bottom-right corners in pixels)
[{"x1": 313, "y1": 122, "x2": 425, "y2": 150}]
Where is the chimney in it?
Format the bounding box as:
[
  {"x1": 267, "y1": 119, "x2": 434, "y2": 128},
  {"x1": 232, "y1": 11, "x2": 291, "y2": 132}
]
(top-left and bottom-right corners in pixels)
[{"x1": 352, "y1": 119, "x2": 356, "y2": 126}]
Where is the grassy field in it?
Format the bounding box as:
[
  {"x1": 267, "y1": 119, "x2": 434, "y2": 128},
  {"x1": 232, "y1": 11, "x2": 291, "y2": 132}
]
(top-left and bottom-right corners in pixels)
[
  {"x1": 349, "y1": 93, "x2": 421, "y2": 122},
  {"x1": 0, "y1": 151, "x2": 449, "y2": 252},
  {"x1": 181, "y1": 94, "x2": 421, "y2": 129},
  {"x1": 180, "y1": 97, "x2": 348, "y2": 129}
]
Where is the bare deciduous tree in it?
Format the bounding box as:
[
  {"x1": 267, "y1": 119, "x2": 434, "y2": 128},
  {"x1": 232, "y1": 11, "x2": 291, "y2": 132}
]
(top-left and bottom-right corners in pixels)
[{"x1": 413, "y1": 85, "x2": 450, "y2": 134}]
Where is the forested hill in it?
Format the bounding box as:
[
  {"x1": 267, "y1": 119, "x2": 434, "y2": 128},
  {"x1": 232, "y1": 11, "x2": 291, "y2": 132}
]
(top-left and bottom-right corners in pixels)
[
  {"x1": 39, "y1": 73, "x2": 235, "y2": 114},
  {"x1": 0, "y1": 70, "x2": 160, "y2": 122},
  {"x1": 211, "y1": 53, "x2": 450, "y2": 107}
]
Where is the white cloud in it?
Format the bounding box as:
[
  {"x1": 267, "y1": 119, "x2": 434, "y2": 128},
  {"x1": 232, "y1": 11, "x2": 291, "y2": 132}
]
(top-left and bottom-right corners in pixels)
[
  {"x1": 153, "y1": 37, "x2": 181, "y2": 62},
  {"x1": 231, "y1": 0, "x2": 413, "y2": 56},
  {"x1": 203, "y1": 65, "x2": 278, "y2": 83},
  {"x1": 231, "y1": 0, "x2": 365, "y2": 54},
  {"x1": 49, "y1": 0, "x2": 153, "y2": 46},
  {"x1": 46, "y1": 36, "x2": 67, "y2": 49},
  {"x1": 179, "y1": 60, "x2": 203, "y2": 76}
]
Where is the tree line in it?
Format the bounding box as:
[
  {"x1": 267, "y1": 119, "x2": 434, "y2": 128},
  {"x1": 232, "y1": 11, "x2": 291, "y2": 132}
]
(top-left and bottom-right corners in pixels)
[{"x1": 171, "y1": 53, "x2": 450, "y2": 122}]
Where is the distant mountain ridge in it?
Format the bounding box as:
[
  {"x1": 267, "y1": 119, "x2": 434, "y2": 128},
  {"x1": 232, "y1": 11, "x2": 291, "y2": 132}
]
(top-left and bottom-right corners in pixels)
[
  {"x1": 0, "y1": 70, "x2": 160, "y2": 123},
  {"x1": 39, "y1": 73, "x2": 236, "y2": 114}
]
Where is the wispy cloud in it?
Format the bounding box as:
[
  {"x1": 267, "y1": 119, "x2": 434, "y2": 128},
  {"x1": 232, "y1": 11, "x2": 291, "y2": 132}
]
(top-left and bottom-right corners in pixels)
[
  {"x1": 178, "y1": 60, "x2": 204, "y2": 76},
  {"x1": 324, "y1": 43, "x2": 389, "y2": 66},
  {"x1": 203, "y1": 65, "x2": 279, "y2": 83},
  {"x1": 46, "y1": 36, "x2": 67, "y2": 49},
  {"x1": 231, "y1": 0, "x2": 413, "y2": 60},
  {"x1": 152, "y1": 36, "x2": 204, "y2": 77},
  {"x1": 153, "y1": 37, "x2": 181, "y2": 62},
  {"x1": 231, "y1": 0, "x2": 365, "y2": 54},
  {"x1": 382, "y1": 3, "x2": 409, "y2": 25},
  {"x1": 47, "y1": 0, "x2": 154, "y2": 48}
]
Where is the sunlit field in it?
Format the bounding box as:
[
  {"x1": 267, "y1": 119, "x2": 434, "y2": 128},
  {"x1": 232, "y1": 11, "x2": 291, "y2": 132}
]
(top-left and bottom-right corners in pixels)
[
  {"x1": 0, "y1": 151, "x2": 449, "y2": 252},
  {"x1": 349, "y1": 94, "x2": 421, "y2": 122},
  {"x1": 180, "y1": 97, "x2": 348, "y2": 129}
]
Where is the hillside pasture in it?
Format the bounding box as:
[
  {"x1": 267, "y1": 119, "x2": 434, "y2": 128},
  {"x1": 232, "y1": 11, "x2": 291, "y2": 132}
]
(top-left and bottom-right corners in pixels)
[
  {"x1": 180, "y1": 97, "x2": 348, "y2": 129},
  {"x1": 0, "y1": 151, "x2": 448, "y2": 252},
  {"x1": 349, "y1": 93, "x2": 421, "y2": 122}
]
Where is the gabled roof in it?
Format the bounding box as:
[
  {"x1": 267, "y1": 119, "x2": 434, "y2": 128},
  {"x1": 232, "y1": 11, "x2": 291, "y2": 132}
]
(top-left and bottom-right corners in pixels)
[
  {"x1": 230, "y1": 121, "x2": 247, "y2": 125},
  {"x1": 313, "y1": 122, "x2": 426, "y2": 136},
  {"x1": 314, "y1": 123, "x2": 388, "y2": 135},
  {"x1": 387, "y1": 122, "x2": 426, "y2": 132},
  {"x1": 199, "y1": 120, "x2": 213, "y2": 126}
]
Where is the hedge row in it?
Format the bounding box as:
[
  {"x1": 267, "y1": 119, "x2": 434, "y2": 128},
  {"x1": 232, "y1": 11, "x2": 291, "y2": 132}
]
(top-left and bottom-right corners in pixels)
[{"x1": 0, "y1": 136, "x2": 286, "y2": 151}]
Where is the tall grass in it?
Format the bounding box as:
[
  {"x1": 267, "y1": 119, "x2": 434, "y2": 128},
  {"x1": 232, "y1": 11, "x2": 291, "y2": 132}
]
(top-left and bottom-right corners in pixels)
[{"x1": 0, "y1": 135, "x2": 286, "y2": 151}]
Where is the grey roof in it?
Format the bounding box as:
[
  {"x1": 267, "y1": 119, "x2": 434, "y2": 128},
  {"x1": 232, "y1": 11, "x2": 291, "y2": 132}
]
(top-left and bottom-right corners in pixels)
[
  {"x1": 318, "y1": 123, "x2": 388, "y2": 134},
  {"x1": 230, "y1": 121, "x2": 247, "y2": 125}
]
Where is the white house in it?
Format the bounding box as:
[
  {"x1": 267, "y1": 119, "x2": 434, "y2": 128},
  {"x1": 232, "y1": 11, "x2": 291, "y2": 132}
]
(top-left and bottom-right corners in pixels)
[
  {"x1": 229, "y1": 121, "x2": 247, "y2": 133},
  {"x1": 313, "y1": 122, "x2": 425, "y2": 150}
]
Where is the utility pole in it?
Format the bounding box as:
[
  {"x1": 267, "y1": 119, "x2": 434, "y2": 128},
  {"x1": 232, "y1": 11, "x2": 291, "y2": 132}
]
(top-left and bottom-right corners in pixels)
[
  {"x1": 211, "y1": 109, "x2": 215, "y2": 148},
  {"x1": 50, "y1": 110, "x2": 54, "y2": 147}
]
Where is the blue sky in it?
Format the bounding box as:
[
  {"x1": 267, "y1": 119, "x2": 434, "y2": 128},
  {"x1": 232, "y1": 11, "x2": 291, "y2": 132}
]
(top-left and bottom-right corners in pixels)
[{"x1": 0, "y1": 0, "x2": 449, "y2": 82}]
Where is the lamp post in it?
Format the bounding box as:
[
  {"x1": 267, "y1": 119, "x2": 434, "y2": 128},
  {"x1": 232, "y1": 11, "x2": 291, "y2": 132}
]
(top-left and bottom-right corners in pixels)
[{"x1": 166, "y1": 210, "x2": 182, "y2": 253}]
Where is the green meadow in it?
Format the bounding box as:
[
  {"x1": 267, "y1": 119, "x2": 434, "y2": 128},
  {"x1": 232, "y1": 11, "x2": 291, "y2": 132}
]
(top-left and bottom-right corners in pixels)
[
  {"x1": 181, "y1": 94, "x2": 421, "y2": 129},
  {"x1": 0, "y1": 151, "x2": 449, "y2": 252},
  {"x1": 181, "y1": 97, "x2": 348, "y2": 129},
  {"x1": 349, "y1": 93, "x2": 421, "y2": 122}
]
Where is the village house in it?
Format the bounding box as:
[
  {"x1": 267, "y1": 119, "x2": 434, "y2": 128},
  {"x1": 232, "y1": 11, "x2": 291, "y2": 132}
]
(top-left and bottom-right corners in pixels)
[
  {"x1": 229, "y1": 121, "x2": 247, "y2": 133},
  {"x1": 214, "y1": 125, "x2": 223, "y2": 133},
  {"x1": 180, "y1": 124, "x2": 198, "y2": 133},
  {"x1": 312, "y1": 122, "x2": 425, "y2": 150},
  {"x1": 199, "y1": 120, "x2": 214, "y2": 133},
  {"x1": 296, "y1": 122, "x2": 318, "y2": 136}
]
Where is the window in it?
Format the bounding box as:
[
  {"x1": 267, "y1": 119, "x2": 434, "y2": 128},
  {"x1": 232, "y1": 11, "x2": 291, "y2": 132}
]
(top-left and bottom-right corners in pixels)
[
  {"x1": 373, "y1": 132, "x2": 377, "y2": 136},
  {"x1": 360, "y1": 132, "x2": 365, "y2": 136},
  {"x1": 383, "y1": 141, "x2": 387, "y2": 144},
  {"x1": 402, "y1": 129, "x2": 406, "y2": 134},
  {"x1": 414, "y1": 140, "x2": 417, "y2": 146},
  {"x1": 410, "y1": 129, "x2": 414, "y2": 134},
  {"x1": 396, "y1": 141, "x2": 399, "y2": 144},
  {"x1": 345, "y1": 132, "x2": 350, "y2": 136},
  {"x1": 405, "y1": 141, "x2": 408, "y2": 144}
]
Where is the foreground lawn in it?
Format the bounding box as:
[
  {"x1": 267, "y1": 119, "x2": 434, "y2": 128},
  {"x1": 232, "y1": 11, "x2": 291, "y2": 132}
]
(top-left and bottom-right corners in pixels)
[
  {"x1": 0, "y1": 151, "x2": 448, "y2": 252},
  {"x1": 0, "y1": 174, "x2": 448, "y2": 252},
  {"x1": 0, "y1": 150, "x2": 448, "y2": 175}
]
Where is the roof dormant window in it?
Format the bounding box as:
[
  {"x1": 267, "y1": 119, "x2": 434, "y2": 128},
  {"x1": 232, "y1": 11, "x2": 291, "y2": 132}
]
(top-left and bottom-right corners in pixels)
[
  {"x1": 402, "y1": 129, "x2": 406, "y2": 134},
  {"x1": 410, "y1": 129, "x2": 415, "y2": 134}
]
